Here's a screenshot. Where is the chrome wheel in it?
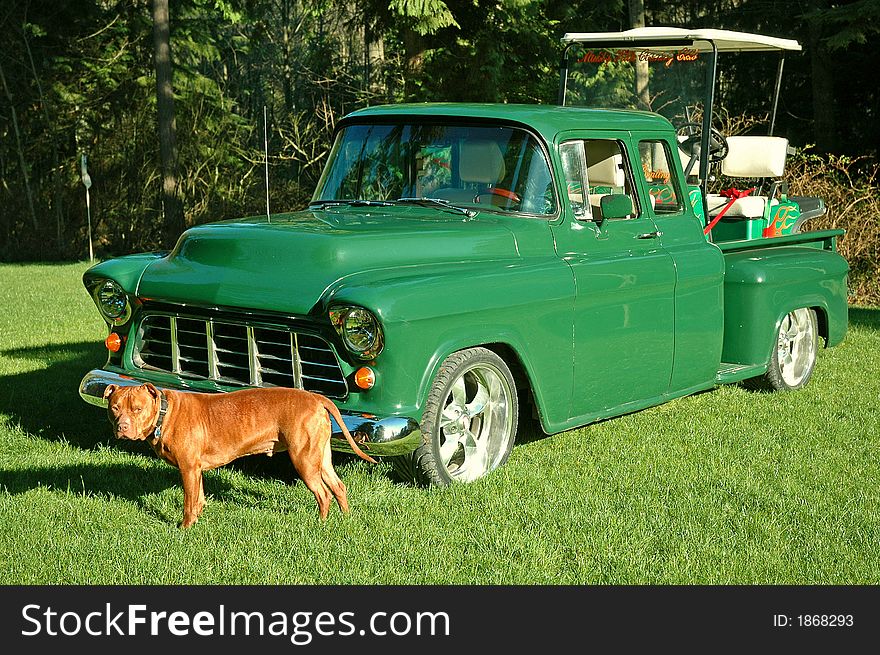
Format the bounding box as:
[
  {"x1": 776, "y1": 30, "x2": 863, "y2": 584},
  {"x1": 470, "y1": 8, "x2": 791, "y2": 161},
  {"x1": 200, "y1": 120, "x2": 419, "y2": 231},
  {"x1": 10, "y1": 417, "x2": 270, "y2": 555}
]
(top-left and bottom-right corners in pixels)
[
  {"x1": 747, "y1": 307, "x2": 818, "y2": 392},
  {"x1": 391, "y1": 347, "x2": 518, "y2": 486},
  {"x1": 437, "y1": 362, "x2": 515, "y2": 482},
  {"x1": 776, "y1": 308, "x2": 817, "y2": 388}
]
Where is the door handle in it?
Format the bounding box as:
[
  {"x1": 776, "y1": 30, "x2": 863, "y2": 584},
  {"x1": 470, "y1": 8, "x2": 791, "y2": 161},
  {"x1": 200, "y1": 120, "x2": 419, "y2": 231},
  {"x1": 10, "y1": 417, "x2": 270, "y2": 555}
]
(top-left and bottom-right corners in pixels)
[{"x1": 635, "y1": 231, "x2": 662, "y2": 239}]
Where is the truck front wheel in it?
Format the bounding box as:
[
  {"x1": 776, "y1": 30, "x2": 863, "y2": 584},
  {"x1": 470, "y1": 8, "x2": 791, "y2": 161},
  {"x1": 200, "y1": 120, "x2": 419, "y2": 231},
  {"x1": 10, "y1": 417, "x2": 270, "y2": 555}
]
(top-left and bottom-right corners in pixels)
[
  {"x1": 393, "y1": 347, "x2": 518, "y2": 486},
  {"x1": 749, "y1": 308, "x2": 819, "y2": 391}
]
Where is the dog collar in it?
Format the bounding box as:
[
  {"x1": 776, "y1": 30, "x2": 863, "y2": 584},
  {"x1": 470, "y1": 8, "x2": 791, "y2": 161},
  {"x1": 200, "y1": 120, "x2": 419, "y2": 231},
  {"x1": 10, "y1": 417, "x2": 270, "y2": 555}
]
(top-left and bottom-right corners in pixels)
[{"x1": 153, "y1": 391, "x2": 169, "y2": 440}]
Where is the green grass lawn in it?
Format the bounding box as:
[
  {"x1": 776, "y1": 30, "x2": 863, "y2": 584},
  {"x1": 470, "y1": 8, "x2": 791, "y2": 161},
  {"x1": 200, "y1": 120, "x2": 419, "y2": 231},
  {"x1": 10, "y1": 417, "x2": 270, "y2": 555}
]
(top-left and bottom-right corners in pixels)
[{"x1": 0, "y1": 261, "x2": 877, "y2": 584}]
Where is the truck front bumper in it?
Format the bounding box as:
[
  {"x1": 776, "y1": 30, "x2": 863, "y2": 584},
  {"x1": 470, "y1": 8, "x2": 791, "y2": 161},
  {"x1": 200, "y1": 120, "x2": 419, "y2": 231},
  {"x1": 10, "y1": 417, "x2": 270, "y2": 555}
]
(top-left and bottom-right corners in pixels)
[{"x1": 79, "y1": 369, "x2": 422, "y2": 457}]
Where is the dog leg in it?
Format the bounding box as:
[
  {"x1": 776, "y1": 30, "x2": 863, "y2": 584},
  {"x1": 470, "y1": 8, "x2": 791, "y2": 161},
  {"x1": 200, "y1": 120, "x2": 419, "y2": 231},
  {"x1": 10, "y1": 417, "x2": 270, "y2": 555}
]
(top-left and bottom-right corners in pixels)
[
  {"x1": 303, "y1": 472, "x2": 333, "y2": 520},
  {"x1": 321, "y1": 441, "x2": 350, "y2": 513},
  {"x1": 289, "y1": 453, "x2": 332, "y2": 520},
  {"x1": 179, "y1": 466, "x2": 203, "y2": 528},
  {"x1": 196, "y1": 472, "x2": 206, "y2": 518}
]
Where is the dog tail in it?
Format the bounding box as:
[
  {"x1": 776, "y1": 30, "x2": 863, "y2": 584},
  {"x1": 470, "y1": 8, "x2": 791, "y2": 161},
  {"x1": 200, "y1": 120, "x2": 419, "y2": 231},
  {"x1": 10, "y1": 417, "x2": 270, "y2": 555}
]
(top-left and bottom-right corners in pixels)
[{"x1": 319, "y1": 396, "x2": 378, "y2": 464}]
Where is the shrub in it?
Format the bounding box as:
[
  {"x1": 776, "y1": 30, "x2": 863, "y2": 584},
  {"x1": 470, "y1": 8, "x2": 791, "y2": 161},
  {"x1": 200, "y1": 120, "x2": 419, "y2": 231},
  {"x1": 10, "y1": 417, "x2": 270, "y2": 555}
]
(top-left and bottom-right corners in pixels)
[{"x1": 786, "y1": 150, "x2": 880, "y2": 306}]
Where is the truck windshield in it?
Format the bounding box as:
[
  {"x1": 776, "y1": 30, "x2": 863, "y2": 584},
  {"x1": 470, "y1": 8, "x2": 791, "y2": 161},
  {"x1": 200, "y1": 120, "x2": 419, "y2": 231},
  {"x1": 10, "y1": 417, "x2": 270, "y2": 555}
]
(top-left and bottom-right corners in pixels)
[{"x1": 312, "y1": 123, "x2": 557, "y2": 216}]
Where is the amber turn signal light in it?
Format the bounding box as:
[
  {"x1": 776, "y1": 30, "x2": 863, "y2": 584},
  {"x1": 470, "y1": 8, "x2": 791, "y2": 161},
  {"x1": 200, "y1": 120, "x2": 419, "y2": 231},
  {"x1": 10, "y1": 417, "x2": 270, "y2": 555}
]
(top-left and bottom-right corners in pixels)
[
  {"x1": 354, "y1": 366, "x2": 375, "y2": 390},
  {"x1": 105, "y1": 332, "x2": 123, "y2": 353}
]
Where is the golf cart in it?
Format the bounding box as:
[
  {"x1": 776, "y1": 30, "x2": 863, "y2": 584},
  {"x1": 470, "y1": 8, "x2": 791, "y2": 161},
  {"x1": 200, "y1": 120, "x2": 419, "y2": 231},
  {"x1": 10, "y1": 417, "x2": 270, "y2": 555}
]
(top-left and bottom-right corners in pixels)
[{"x1": 558, "y1": 27, "x2": 826, "y2": 242}]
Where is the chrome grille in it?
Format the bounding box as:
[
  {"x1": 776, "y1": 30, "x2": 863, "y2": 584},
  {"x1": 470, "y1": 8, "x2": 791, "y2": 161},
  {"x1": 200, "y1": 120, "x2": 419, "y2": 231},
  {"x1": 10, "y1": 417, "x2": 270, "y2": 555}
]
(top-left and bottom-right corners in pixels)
[{"x1": 134, "y1": 314, "x2": 347, "y2": 398}]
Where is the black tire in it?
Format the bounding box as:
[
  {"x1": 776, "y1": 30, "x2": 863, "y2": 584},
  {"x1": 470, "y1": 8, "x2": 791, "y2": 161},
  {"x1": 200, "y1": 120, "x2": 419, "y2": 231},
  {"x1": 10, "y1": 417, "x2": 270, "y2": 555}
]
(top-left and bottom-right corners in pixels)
[
  {"x1": 391, "y1": 347, "x2": 518, "y2": 486},
  {"x1": 746, "y1": 308, "x2": 818, "y2": 391}
]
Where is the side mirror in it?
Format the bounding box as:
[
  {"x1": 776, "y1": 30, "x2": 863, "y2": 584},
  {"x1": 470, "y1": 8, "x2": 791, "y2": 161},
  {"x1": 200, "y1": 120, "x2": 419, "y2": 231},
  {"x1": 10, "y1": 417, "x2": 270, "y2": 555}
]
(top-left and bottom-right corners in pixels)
[{"x1": 598, "y1": 194, "x2": 635, "y2": 221}]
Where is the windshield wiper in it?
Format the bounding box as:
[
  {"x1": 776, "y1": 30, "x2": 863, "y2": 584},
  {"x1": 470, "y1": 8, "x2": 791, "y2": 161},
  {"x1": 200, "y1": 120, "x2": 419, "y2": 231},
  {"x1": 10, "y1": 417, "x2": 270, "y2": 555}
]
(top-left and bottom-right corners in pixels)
[
  {"x1": 395, "y1": 197, "x2": 477, "y2": 218},
  {"x1": 309, "y1": 199, "x2": 397, "y2": 209},
  {"x1": 310, "y1": 197, "x2": 477, "y2": 218}
]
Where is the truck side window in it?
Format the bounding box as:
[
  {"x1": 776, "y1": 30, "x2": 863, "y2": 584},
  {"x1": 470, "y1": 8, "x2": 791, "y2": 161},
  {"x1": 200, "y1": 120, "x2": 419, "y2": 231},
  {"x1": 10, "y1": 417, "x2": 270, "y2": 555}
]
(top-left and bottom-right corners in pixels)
[
  {"x1": 561, "y1": 139, "x2": 638, "y2": 220},
  {"x1": 638, "y1": 140, "x2": 683, "y2": 214}
]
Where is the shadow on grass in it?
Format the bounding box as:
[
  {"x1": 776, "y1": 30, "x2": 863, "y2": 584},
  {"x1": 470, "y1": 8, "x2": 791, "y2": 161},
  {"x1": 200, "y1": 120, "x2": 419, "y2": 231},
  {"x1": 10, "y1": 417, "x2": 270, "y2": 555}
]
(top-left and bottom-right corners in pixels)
[
  {"x1": 0, "y1": 341, "x2": 108, "y2": 449},
  {"x1": 848, "y1": 306, "x2": 880, "y2": 331},
  {"x1": 0, "y1": 462, "x2": 184, "y2": 500},
  {"x1": 0, "y1": 461, "x2": 261, "y2": 525},
  {"x1": 0, "y1": 460, "x2": 325, "y2": 525}
]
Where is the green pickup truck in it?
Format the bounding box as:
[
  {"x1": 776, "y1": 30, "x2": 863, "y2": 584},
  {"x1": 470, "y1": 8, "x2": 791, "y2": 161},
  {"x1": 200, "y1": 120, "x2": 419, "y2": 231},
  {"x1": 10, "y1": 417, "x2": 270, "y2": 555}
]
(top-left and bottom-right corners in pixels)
[
  {"x1": 80, "y1": 28, "x2": 848, "y2": 484},
  {"x1": 79, "y1": 30, "x2": 849, "y2": 487}
]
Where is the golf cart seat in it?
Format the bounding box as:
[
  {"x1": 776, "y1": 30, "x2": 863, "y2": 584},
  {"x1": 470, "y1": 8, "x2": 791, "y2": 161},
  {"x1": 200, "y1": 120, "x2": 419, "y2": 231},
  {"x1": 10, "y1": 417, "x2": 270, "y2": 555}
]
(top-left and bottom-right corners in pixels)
[{"x1": 706, "y1": 136, "x2": 789, "y2": 218}]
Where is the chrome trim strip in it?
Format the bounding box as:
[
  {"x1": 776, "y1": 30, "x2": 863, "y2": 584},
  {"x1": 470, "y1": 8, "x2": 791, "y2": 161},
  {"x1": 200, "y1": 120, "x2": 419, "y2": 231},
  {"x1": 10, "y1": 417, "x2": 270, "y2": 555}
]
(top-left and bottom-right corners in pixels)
[
  {"x1": 206, "y1": 321, "x2": 219, "y2": 380},
  {"x1": 246, "y1": 325, "x2": 259, "y2": 386},
  {"x1": 170, "y1": 317, "x2": 180, "y2": 374},
  {"x1": 291, "y1": 333, "x2": 303, "y2": 389},
  {"x1": 301, "y1": 373, "x2": 347, "y2": 384}
]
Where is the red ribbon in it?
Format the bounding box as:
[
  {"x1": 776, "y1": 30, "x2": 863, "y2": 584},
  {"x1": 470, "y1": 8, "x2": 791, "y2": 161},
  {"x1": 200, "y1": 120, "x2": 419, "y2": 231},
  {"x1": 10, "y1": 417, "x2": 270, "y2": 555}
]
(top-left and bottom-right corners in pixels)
[{"x1": 703, "y1": 187, "x2": 755, "y2": 235}]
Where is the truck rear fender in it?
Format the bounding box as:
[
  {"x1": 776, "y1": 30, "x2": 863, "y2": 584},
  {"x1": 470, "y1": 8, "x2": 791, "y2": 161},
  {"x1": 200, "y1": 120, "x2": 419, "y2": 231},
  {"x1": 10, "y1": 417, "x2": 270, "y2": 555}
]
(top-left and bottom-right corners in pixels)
[{"x1": 721, "y1": 245, "x2": 849, "y2": 367}]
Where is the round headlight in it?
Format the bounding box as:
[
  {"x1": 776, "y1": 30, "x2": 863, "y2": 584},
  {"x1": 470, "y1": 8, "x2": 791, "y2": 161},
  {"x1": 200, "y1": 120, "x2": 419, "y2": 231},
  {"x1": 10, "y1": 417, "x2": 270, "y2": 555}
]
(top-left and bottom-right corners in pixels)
[
  {"x1": 342, "y1": 308, "x2": 379, "y2": 353},
  {"x1": 94, "y1": 279, "x2": 130, "y2": 323},
  {"x1": 329, "y1": 305, "x2": 384, "y2": 360}
]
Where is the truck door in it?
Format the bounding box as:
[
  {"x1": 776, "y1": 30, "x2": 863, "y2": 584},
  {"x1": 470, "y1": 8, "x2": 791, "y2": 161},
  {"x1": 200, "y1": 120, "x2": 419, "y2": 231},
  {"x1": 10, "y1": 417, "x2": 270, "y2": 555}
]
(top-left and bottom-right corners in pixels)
[
  {"x1": 635, "y1": 134, "x2": 725, "y2": 393},
  {"x1": 552, "y1": 133, "x2": 675, "y2": 419}
]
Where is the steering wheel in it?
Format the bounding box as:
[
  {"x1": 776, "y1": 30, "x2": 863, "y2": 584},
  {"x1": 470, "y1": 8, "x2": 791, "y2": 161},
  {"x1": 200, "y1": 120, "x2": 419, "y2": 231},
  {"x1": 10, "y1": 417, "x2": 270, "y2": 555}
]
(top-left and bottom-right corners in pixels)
[
  {"x1": 475, "y1": 187, "x2": 521, "y2": 207},
  {"x1": 676, "y1": 122, "x2": 729, "y2": 164}
]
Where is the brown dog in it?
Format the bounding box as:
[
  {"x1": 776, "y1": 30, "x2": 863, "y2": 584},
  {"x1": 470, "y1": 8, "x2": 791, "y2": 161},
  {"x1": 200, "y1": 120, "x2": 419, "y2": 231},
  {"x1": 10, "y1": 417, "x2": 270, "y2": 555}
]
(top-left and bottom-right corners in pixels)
[{"x1": 103, "y1": 384, "x2": 376, "y2": 527}]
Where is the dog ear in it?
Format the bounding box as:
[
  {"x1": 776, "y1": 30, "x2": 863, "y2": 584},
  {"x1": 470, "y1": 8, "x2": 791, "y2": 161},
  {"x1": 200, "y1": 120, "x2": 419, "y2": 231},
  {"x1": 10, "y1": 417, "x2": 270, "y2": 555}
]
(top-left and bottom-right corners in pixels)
[
  {"x1": 144, "y1": 383, "x2": 160, "y2": 399},
  {"x1": 103, "y1": 384, "x2": 118, "y2": 400}
]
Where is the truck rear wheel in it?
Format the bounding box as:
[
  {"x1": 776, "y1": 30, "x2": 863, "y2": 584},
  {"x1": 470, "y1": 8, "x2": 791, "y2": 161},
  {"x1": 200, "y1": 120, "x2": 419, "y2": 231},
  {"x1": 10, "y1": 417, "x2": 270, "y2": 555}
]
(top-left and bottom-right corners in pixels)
[
  {"x1": 392, "y1": 347, "x2": 518, "y2": 486},
  {"x1": 748, "y1": 308, "x2": 818, "y2": 391}
]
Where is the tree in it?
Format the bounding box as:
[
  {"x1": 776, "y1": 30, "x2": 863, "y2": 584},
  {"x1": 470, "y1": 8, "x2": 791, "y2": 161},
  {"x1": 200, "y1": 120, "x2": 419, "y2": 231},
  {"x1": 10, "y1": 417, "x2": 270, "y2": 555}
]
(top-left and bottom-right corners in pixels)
[
  {"x1": 0, "y1": 58, "x2": 37, "y2": 230},
  {"x1": 807, "y1": 1, "x2": 837, "y2": 152},
  {"x1": 629, "y1": 0, "x2": 650, "y2": 110},
  {"x1": 805, "y1": 0, "x2": 880, "y2": 153},
  {"x1": 365, "y1": 0, "x2": 458, "y2": 100},
  {"x1": 151, "y1": 0, "x2": 184, "y2": 246}
]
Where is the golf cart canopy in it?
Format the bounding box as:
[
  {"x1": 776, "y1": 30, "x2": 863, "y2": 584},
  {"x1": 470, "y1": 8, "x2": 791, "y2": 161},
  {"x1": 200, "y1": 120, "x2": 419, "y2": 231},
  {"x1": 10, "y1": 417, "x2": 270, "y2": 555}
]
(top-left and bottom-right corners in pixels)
[
  {"x1": 558, "y1": 27, "x2": 802, "y2": 205},
  {"x1": 561, "y1": 27, "x2": 802, "y2": 53}
]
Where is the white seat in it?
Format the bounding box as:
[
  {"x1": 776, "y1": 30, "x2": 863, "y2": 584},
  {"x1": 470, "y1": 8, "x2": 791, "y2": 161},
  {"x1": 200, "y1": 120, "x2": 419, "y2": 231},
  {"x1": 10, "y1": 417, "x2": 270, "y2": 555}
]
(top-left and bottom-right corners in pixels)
[
  {"x1": 433, "y1": 141, "x2": 506, "y2": 203},
  {"x1": 706, "y1": 194, "x2": 771, "y2": 218},
  {"x1": 708, "y1": 136, "x2": 789, "y2": 218},
  {"x1": 585, "y1": 141, "x2": 626, "y2": 216},
  {"x1": 459, "y1": 140, "x2": 506, "y2": 183},
  {"x1": 721, "y1": 136, "x2": 788, "y2": 178}
]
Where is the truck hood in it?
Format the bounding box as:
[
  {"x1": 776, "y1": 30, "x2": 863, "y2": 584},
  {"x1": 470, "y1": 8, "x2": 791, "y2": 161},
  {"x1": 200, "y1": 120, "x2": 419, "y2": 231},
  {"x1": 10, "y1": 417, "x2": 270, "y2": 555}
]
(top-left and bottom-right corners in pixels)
[{"x1": 137, "y1": 207, "x2": 523, "y2": 315}]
